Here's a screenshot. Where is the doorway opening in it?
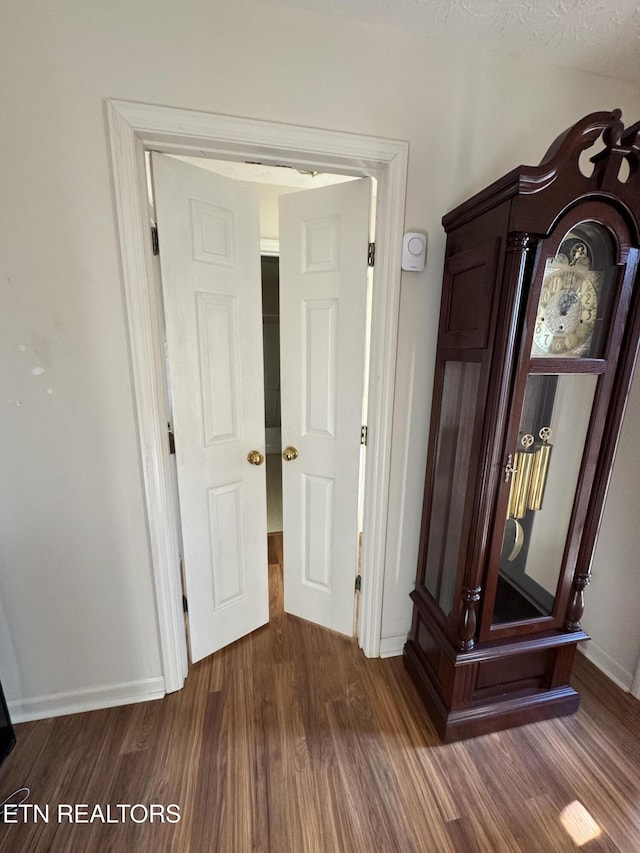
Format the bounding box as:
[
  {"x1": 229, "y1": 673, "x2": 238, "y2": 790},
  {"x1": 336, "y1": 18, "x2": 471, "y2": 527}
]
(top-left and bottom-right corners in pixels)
[
  {"x1": 146, "y1": 151, "x2": 374, "y2": 653},
  {"x1": 262, "y1": 255, "x2": 283, "y2": 533},
  {"x1": 261, "y1": 254, "x2": 284, "y2": 619}
]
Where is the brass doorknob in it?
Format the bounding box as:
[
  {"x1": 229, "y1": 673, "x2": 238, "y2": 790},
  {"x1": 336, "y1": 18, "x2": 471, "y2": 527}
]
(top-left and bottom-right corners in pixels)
[
  {"x1": 282, "y1": 446, "x2": 298, "y2": 462},
  {"x1": 247, "y1": 450, "x2": 264, "y2": 466}
]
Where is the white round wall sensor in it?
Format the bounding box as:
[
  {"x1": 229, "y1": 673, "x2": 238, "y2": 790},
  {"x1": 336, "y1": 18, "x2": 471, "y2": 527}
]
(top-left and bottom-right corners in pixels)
[{"x1": 401, "y1": 232, "x2": 427, "y2": 271}]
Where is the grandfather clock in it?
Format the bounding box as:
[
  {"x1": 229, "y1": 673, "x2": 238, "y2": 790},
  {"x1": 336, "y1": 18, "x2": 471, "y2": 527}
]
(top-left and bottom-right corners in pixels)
[{"x1": 404, "y1": 110, "x2": 640, "y2": 741}]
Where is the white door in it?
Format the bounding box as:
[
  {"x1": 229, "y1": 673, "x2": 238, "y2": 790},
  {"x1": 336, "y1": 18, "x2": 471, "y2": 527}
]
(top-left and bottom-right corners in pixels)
[
  {"x1": 152, "y1": 153, "x2": 269, "y2": 663},
  {"x1": 279, "y1": 179, "x2": 371, "y2": 636}
]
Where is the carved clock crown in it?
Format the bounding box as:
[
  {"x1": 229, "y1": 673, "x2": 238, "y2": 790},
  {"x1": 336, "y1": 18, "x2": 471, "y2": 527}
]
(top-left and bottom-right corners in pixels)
[
  {"x1": 444, "y1": 109, "x2": 640, "y2": 239},
  {"x1": 539, "y1": 109, "x2": 640, "y2": 210}
]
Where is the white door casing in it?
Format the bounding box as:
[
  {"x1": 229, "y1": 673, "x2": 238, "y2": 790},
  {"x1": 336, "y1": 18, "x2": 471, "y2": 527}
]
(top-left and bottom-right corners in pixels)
[
  {"x1": 152, "y1": 153, "x2": 269, "y2": 663},
  {"x1": 280, "y1": 180, "x2": 371, "y2": 635},
  {"x1": 106, "y1": 99, "x2": 408, "y2": 692}
]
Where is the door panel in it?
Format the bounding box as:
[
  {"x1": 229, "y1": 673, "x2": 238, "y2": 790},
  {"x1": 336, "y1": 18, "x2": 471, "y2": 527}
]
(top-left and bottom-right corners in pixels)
[
  {"x1": 152, "y1": 153, "x2": 268, "y2": 663},
  {"x1": 279, "y1": 179, "x2": 371, "y2": 636}
]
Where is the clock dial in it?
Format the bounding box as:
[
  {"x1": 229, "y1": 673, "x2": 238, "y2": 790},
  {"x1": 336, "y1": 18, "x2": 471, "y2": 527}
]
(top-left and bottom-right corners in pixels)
[
  {"x1": 533, "y1": 265, "x2": 598, "y2": 355},
  {"x1": 531, "y1": 226, "x2": 618, "y2": 359}
]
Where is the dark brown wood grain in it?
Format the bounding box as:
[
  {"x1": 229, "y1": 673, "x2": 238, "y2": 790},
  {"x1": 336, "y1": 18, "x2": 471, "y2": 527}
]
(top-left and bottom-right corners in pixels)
[
  {"x1": 1, "y1": 537, "x2": 639, "y2": 851},
  {"x1": 406, "y1": 110, "x2": 640, "y2": 739}
]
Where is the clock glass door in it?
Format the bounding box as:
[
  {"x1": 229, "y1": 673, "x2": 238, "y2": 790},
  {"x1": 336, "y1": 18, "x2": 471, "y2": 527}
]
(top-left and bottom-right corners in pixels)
[
  {"x1": 493, "y1": 371, "x2": 598, "y2": 624},
  {"x1": 489, "y1": 220, "x2": 620, "y2": 630}
]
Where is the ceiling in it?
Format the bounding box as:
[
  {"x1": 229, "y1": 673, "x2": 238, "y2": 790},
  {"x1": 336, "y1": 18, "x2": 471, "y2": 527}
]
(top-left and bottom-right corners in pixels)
[{"x1": 258, "y1": 0, "x2": 640, "y2": 83}]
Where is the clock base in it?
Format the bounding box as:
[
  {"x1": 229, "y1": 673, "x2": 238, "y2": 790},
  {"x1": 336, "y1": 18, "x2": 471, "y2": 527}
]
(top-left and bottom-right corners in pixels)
[{"x1": 404, "y1": 599, "x2": 588, "y2": 742}]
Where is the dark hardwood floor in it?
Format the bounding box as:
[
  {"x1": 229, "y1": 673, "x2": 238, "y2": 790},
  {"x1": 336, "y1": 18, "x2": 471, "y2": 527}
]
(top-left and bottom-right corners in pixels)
[{"x1": 1, "y1": 533, "x2": 639, "y2": 851}]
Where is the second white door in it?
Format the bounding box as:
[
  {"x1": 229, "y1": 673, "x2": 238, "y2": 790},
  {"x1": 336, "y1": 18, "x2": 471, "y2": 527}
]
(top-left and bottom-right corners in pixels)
[{"x1": 279, "y1": 179, "x2": 371, "y2": 637}]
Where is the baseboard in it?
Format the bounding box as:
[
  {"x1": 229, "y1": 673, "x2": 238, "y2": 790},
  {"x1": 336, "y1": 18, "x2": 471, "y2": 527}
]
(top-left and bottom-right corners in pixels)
[
  {"x1": 579, "y1": 642, "x2": 634, "y2": 693},
  {"x1": 632, "y1": 665, "x2": 640, "y2": 700},
  {"x1": 379, "y1": 634, "x2": 408, "y2": 658},
  {"x1": 8, "y1": 677, "x2": 166, "y2": 724}
]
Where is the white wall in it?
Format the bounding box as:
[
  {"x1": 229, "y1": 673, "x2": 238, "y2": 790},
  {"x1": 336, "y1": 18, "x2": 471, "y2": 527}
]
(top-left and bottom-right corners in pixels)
[
  {"x1": 1, "y1": 0, "x2": 639, "y2": 718},
  {"x1": 582, "y1": 370, "x2": 640, "y2": 691}
]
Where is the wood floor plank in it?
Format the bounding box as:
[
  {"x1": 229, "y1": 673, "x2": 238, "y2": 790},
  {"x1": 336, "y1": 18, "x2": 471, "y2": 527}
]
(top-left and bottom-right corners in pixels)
[
  {"x1": 326, "y1": 698, "x2": 406, "y2": 852},
  {"x1": 520, "y1": 795, "x2": 594, "y2": 853},
  {"x1": 521, "y1": 718, "x2": 640, "y2": 852},
  {"x1": 2, "y1": 544, "x2": 640, "y2": 852},
  {"x1": 187, "y1": 689, "x2": 227, "y2": 852},
  {"x1": 118, "y1": 693, "x2": 163, "y2": 756},
  {"x1": 217, "y1": 669, "x2": 254, "y2": 852},
  {"x1": 445, "y1": 815, "x2": 499, "y2": 853}
]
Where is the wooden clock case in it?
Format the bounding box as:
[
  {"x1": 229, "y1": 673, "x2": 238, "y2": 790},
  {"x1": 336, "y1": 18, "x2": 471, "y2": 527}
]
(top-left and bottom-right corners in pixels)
[{"x1": 403, "y1": 110, "x2": 640, "y2": 742}]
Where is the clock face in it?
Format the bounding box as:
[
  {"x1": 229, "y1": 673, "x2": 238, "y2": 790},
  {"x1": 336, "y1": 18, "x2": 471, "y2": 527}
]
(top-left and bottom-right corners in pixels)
[
  {"x1": 533, "y1": 265, "x2": 598, "y2": 356},
  {"x1": 529, "y1": 228, "x2": 614, "y2": 359}
]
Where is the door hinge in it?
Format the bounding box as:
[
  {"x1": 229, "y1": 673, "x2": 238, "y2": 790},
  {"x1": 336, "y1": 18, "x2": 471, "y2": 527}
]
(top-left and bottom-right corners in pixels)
[
  {"x1": 368, "y1": 242, "x2": 375, "y2": 267},
  {"x1": 355, "y1": 574, "x2": 362, "y2": 592},
  {"x1": 151, "y1": 225, "x2": 159, "y2": 256},
  {"x1": 182, "y1": 594, "x2": 188, "y2": 613},
  {"x1": 168, "y1": 423, "x2": 175, "y2": 455},
  {"x1": 360, "y1": 425, "x2": 368, "y2": 446}
]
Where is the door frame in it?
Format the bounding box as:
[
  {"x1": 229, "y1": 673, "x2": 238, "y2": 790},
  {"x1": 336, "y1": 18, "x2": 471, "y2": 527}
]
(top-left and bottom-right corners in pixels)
[{"x1": 106, "y1": 98, "x2": 408, "y2": 692}]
